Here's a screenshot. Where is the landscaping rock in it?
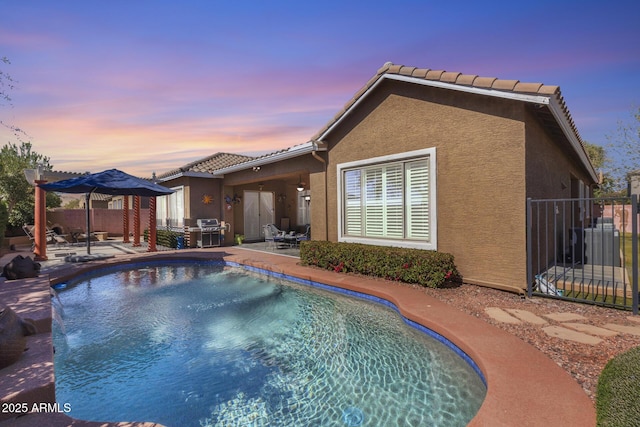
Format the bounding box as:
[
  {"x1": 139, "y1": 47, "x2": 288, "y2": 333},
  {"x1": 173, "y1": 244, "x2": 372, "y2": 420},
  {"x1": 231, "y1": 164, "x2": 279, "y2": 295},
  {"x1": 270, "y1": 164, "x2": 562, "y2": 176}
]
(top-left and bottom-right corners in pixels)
[
  {"x1": 1, "y1": 255, "x2": 41, "y2": 280},
  {"x1": 0, "y1": 306, "x2": 37, "y2": 369}
]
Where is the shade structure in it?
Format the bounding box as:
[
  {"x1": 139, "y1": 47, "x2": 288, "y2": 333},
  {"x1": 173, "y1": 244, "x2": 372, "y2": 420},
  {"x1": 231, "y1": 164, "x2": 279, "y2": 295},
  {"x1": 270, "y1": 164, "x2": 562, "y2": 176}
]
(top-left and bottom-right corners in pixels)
[
  {"x1": 38, "y1": 168, "x2": 174, "y2": 197},
  {"x1": 39, "y1": 169, "x2": 174, "y2": 254}
]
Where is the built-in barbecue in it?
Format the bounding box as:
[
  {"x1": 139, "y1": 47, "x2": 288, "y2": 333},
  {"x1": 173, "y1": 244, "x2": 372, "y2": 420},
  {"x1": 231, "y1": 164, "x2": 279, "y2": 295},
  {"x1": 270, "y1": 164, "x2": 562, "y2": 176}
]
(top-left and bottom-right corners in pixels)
[{"x1": 196, "y1": 218, "x2": 223, "y2": 248}]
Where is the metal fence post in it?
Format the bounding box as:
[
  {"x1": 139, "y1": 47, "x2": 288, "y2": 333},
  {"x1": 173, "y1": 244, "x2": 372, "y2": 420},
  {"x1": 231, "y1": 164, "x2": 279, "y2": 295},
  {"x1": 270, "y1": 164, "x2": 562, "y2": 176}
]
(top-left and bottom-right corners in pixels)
[
  {"x1": 632, "y1": 194, "x2": 638, "y2": 315},
  {"x1": 526, "y1": 198, "x2": 533, "y2": 298}
]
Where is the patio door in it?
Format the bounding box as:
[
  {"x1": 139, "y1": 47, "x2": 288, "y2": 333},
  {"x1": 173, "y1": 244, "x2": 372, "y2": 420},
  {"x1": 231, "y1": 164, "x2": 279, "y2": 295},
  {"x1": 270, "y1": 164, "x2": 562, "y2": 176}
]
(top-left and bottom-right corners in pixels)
[{"x1": 243, "y1": 191, "x2": 275, "y2": 241}]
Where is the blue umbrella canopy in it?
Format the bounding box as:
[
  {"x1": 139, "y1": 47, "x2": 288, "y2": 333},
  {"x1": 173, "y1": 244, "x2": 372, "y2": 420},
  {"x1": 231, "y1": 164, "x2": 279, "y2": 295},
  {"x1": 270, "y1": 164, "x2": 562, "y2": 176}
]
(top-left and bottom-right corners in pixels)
[
  {"x1": 38, "y1": 168, "x2": 173, "y2": 196},
  {"x1": 38, "y1": 169, "x2": 173, "y2": 255}
]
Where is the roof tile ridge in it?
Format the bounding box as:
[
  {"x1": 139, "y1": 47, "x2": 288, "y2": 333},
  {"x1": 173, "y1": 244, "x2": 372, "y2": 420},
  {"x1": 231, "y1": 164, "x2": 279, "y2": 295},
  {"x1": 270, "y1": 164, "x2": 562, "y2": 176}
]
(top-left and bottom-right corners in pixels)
[
  {"x1": 440, "y1": 71, "x2": 462, "y2": 83},
  {"x1": 491, "y1": 79, "x2": 520, "y2": 91},
  {"x1": 455, "y1": 74, "x2": 479, "y2": 86},
  {"x1": 398, "y1": 65, "x2": 417, "y2": 76},
  {"x1": 553, "y1": 90, "x2": 584, "y2": 147},
  {"x1": 181, "y1": 152, "x2": 225, "y2": 170},
  {"x1": 425, "y1": 70, "x2": 446, "y2": 80},
  {"x1": 158, "y1": 152, "x2": 255, "y2": 178},
  {"x1": 411, "y1": 67, "x2": 430, "y2": 78}
]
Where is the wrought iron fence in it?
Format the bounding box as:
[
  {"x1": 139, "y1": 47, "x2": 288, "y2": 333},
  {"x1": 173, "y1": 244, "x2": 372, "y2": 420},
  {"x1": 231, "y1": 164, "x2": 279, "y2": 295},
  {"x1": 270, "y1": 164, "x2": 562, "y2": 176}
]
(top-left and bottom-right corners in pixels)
[{"x1": 526, "y1": 195, "x2": 638, "y2": 314}]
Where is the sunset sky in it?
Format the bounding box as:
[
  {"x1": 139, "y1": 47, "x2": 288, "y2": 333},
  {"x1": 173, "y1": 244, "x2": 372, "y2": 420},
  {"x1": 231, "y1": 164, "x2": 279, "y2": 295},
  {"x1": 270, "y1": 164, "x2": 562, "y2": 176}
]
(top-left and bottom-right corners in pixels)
[{"x1": 1, "y1": 0, "x2": 638, "y2": 177}]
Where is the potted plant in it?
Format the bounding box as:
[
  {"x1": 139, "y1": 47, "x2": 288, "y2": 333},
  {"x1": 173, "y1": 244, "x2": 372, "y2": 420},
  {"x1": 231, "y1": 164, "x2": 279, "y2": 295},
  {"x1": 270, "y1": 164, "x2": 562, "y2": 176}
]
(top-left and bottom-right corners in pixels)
[{"x1": 234, "y1": 234, "x2": 245, "y2": 245}]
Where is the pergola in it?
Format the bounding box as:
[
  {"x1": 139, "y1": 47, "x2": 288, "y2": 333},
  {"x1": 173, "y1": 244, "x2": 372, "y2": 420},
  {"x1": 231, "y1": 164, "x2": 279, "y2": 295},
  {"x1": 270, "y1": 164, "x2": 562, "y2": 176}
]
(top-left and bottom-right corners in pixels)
[{"x1": 26, "y1": 168, "x2": 172, "y2": 260}]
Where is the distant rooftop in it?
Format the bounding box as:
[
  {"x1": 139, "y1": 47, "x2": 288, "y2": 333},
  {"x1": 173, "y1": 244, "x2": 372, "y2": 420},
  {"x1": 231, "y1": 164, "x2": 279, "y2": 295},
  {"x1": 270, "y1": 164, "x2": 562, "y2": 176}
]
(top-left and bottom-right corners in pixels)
[{"x1": 156, "y1": 152, "x2": 254, "y2": 180}]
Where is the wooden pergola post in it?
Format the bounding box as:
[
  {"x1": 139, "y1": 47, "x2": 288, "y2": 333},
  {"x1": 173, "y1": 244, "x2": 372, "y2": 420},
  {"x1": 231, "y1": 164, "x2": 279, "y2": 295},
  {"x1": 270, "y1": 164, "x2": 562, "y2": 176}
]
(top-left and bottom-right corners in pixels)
[
  {"x1": 122, "y1": 196, "x2": 130, "y2": 243},
  {"x1": 147, "y1": 196, "x2": 157, "y2": 252},
  {"x1": 133, "y1": 195, "x2": 141, "y2": 247},
  {"x1": 33, "y1": 180, "x2": 48, "y2": 261}
]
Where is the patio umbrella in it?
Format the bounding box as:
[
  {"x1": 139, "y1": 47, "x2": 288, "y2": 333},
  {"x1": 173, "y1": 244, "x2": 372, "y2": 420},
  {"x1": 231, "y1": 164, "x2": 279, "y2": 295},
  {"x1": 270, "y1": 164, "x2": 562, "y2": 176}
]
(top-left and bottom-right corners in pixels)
[{"x1": 39, "y1": 169, "x2": 174, "y2": 254}]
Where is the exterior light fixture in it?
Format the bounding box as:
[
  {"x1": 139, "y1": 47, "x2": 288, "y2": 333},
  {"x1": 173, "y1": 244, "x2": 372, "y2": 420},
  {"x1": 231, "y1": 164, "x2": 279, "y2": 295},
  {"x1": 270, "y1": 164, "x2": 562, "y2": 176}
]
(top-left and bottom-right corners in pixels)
[{"x1": 296, "y1": 175, "x2": 304, "y2": 192}]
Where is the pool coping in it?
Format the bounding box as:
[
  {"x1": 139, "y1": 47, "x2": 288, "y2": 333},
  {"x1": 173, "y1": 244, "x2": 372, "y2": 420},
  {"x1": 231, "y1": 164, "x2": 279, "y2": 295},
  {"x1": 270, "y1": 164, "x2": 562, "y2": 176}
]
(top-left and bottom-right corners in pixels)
[{"x1": 1, "y1": 248, "x2": 596, "y2": 426}]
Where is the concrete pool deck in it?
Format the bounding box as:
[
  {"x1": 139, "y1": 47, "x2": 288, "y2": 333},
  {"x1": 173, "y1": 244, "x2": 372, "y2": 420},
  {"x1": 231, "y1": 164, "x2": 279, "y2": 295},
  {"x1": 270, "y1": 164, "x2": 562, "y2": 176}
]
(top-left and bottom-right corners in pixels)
[{"x1": 0, "y1": 246, "x2": 596, "y2": 426}]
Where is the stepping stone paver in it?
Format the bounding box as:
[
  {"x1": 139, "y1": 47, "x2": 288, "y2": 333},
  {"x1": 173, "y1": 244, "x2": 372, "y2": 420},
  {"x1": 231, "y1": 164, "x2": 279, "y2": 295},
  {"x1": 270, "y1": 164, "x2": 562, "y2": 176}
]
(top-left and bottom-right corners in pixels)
[
  {"x1": 562, "y1": 322, "x2": 619, "y2": 337},
  {"x1": 485, "y1": 307, "x2": 521, "y2": 324},
  {"x1": 543, "y1": 312, "x2": 587, "y2": 322},
  {"x1": 542, "y1": 326, "x2": 603, "y2": 345},
  {"x1": 602, "y1": 323, "x2": 640, "y2": 336},
  {"x1": 505, "y1": 309, "x2": 548, "y2": 325}
]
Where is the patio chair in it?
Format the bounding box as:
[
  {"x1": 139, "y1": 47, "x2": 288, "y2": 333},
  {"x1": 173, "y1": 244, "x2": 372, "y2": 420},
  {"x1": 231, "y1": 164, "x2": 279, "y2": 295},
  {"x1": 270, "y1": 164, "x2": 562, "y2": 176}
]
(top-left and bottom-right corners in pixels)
[
  {"x1": 263, "y1": 224, "x2": 286, "y2": 250},
  {"x1": 49, "y1": 231, "x2": 71, "y2": 248},
  {"x1": 282, "y1": 225, "x2": 310, "y2": 248},
  {"x1": 298, "y1": 224, "x2": 311, "y2": 244},
  {"x1": 23, "y1": 224, "x2": 70, "y2": 249},
  {"x1": 293, "y1": 224, "x2": 310, "y2": 247},
  {"x1": 22, "y1": 225, "x2": 36, "y2": 251}
]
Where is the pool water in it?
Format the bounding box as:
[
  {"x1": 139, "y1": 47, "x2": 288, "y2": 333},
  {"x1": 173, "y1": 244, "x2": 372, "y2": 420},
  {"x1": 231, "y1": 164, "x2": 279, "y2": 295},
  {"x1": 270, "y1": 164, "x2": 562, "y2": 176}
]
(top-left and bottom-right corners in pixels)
[{"x1": 53, "y1": 262, "x2": 486, "y2": 426}]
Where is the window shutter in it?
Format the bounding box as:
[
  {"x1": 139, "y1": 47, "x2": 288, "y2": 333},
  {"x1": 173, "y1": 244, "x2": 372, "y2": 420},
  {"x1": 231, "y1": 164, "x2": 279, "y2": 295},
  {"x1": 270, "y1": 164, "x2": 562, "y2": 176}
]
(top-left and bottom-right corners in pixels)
[
  {"x1": 364, "y1": 167, "x2": 383, "y2": 236},
  {"x1": 406, "y1": 159, "x2": 430, "y2": 241},
  {"x1": 384, "y1": 164, "x2": 404, "y2": 238},
  {"x1": 344, "y1": 170, "x2": 362, "y2": 236},
  {"x1": 341, "y1": 153, "x2": 433, "y2": 245}
]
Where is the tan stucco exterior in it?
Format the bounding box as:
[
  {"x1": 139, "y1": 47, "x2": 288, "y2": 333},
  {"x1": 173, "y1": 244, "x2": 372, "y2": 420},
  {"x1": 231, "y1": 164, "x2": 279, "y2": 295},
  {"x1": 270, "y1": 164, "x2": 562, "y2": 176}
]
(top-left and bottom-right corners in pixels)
[
  {"x1": 314, "y1": 79, "x2": 595, "y2": 293},
  {"x1": 156, "y1": 66, "x2": 597, "y2": 294}
]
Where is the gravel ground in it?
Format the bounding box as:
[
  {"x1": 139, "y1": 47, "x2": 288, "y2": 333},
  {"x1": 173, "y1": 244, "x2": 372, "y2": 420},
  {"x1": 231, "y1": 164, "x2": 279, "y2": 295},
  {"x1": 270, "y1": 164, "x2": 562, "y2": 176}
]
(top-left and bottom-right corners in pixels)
[{"x1": 417, "y1": 283, "x2": 640, "y2": 403}]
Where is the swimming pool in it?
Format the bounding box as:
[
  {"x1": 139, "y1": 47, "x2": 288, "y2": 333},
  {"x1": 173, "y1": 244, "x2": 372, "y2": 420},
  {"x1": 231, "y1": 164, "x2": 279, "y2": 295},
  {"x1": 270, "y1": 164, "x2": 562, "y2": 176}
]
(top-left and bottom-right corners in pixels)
[{"x1": 53, "y1": 261, "x2": 486, "y2": 426}]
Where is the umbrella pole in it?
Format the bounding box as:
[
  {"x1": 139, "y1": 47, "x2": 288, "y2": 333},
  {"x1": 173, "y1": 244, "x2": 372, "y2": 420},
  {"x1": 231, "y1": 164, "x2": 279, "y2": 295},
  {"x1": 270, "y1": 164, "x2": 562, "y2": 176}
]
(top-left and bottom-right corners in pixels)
[{"x1": 85, "y1": 192, "x2": 91, "y2": 255}]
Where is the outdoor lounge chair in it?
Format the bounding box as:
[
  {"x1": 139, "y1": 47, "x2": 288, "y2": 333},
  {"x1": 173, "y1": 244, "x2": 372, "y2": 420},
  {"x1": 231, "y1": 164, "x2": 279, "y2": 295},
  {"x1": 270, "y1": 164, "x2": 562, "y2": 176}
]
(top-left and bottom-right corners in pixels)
[
  {"x1": 49, "y1": 232, "x2": 71, "y2": 248},
  {"x1": 22, "y1": 224, "x2": 70, "y2": 249},
  {"x1": 263, "y1": 224, "x2": 286, "y2": 249}
]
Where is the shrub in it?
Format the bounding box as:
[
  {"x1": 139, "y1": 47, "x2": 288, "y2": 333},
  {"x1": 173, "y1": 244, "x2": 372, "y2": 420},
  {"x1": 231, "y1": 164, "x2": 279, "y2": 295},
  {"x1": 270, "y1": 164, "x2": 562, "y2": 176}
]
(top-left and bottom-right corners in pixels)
[
  {"x1": 0, "y1": 201, "x2": 7, "y2": 248},
  {"x1": 143, "y1": 229, "x2": 181, "y2": 249},
  {"x1": 596, "y1": 345, "x2": 640, "y2": 426},
  {"x1": 300, "y1": 241, "x2": 460, "y2": 288}
]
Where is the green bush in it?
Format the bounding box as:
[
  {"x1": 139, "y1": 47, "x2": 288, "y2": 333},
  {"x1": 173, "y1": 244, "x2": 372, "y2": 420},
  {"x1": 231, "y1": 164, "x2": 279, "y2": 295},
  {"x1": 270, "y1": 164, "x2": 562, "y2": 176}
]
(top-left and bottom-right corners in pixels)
[
  {"x1": 596, "y1": 345, "x2": 640, "y2": 426},
  {"x1": 300, "y1": 241, "x2": 460, "y2": 288},
  {"x1": 143, "y1": 229, "x2": 181, "y2": 249},
  {"x1": 0, "y1": 201, "x2": 8, "y2": 248}
]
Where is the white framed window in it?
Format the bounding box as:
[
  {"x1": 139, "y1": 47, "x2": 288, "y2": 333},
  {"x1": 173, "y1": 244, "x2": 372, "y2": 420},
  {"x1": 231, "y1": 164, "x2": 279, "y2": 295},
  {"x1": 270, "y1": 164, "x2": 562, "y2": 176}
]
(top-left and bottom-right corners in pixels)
[
  {"x1": 337, "y1": 148, "x2": 437, "y2": 250},
  {"x1": 156, "y1": 186, "x2": 184, "y2": 229},
  {"x1": 110, "y1": 198, "x2": 123, "y2": 210}
]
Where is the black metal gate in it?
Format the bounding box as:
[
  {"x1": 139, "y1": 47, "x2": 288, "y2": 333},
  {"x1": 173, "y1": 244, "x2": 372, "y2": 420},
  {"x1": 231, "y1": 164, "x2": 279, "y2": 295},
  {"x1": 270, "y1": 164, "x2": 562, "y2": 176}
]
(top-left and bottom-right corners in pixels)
[{"x1": 526, "y1": 195, "x2": 639, "y2": 314}]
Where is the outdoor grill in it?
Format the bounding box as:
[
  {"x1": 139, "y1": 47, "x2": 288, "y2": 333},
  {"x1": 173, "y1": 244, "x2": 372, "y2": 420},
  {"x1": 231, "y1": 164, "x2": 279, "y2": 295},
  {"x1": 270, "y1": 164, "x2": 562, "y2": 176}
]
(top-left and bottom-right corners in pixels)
[{"x1": 196, "y1": 218, "x2": 222, "y2": 248}]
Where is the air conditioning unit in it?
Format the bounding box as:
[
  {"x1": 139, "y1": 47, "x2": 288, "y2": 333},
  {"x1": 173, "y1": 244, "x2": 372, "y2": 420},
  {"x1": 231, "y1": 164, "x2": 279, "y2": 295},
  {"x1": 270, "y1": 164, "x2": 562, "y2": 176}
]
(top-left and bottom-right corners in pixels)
[{"x1": 583, "y1": 227, "x2": 620, "y2": 266}]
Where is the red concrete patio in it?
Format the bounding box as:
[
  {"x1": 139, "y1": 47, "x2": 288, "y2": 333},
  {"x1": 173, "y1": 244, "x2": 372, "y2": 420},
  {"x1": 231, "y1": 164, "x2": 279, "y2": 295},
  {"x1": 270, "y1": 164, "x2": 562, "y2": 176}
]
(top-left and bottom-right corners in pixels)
[{"x1": 0, "y1": 247, "x2": 595, "y2": 426}]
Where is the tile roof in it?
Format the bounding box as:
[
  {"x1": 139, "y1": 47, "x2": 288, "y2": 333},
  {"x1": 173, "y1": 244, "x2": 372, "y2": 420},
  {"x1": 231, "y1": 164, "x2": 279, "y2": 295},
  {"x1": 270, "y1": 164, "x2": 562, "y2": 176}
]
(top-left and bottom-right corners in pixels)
[
  {"x1": 209, "y1": 141, "x2": 320, "y2": 175},
  {"x1": 311, "y1": 62, "x2": 596, "y2": 181},
  {"x1": 313, "y1": 62, "x2": 565, "y2": 135},
  {"x1": 157, "y1": 152, "x2": 254, "y2": 180}
]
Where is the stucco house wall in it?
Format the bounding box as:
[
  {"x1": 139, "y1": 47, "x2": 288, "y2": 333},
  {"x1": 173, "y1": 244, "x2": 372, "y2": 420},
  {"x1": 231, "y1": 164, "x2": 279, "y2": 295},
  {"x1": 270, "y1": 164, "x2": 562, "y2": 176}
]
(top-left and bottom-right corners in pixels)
[
  {"x1": 524, "y1": 106, "x2": 598, "y2": 275},
  {"x1": 157, "y1": 63, "x2": 597, "y2": 294},
  {"x1": 156, "y1": 176, "x2": 223, "y2": 227},
  {"x1": 321, "y1": 79, "x2": 531, "y2": 291}
]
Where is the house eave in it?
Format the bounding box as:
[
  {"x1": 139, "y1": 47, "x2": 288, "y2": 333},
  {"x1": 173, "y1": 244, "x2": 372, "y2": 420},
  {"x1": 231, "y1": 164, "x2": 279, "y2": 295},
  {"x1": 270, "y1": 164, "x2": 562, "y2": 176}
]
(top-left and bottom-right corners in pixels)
[
  {"x1": 212, "y1": 141, "x2": 317, "y2": 176},
  {"x1": 157, "y1": 171, "x2": 218, "y2": 182},
  {"x1": 318, "y1": 74, "x2": 551, "y2": 141},
  {"x1": 547, "y1": 97, "x2": 599, "y2": 183},
  {"x1": 318, "y1": 73, "x2": 598, "y2": 183}
]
